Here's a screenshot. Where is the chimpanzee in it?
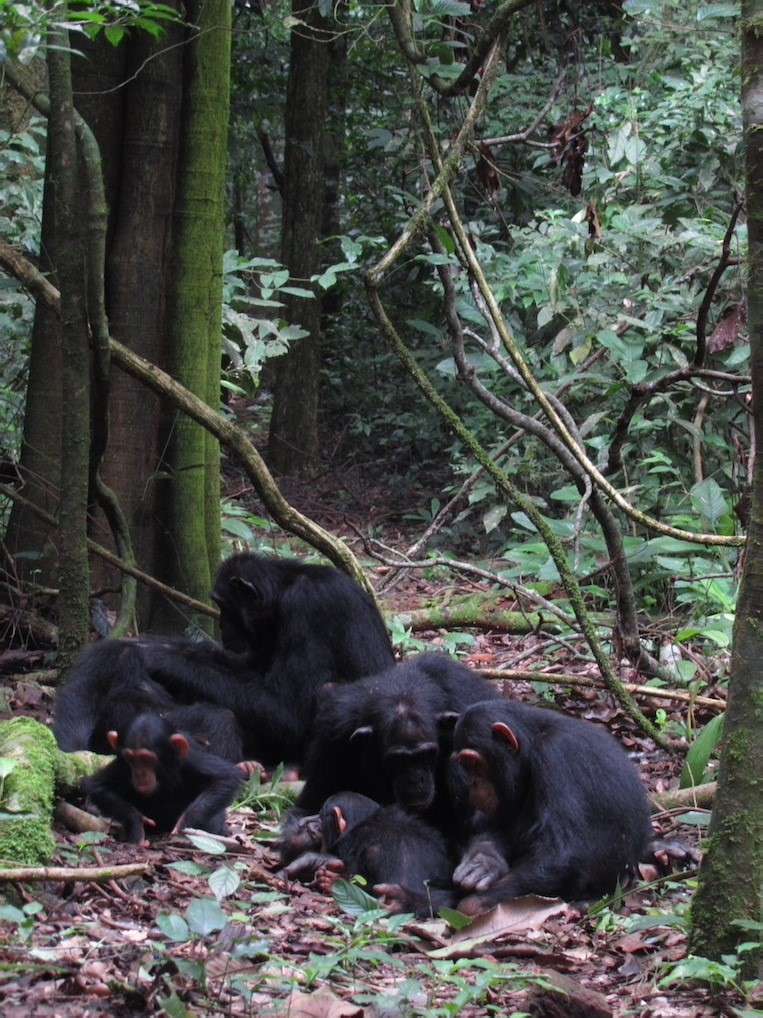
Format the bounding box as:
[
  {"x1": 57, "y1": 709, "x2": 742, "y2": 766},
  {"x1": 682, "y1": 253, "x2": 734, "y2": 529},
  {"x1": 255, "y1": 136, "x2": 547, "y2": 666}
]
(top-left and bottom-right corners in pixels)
[
  {"x1": 83, "y1": 710, "x2": 246, "y2": 844},
  {"x1": 280, "y1": 791, "x2": 457, "y2": 917},
  {"x1": 54, "y1": 552, "x2": 395, "y2": 763},
  {"x1": 449, "y1": 700, "x2": 653, "y2": 914},
  {"x1": 280, "y1": 653, "x2": 500, "y2": 855}
]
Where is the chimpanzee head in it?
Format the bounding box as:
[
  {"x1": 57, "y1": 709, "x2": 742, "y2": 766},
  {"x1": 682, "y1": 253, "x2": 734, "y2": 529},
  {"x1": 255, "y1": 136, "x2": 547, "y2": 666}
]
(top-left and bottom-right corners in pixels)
[
  {"x1": 107, "y1": 714, "x2": 189, "y2": 797},
  {"x1": 320, "y1": 792, "x2": 379, "y2": 851},
  {"x1": 451, "y1": 702, "x2": 526, "y2": 817},
  {"x1": 351, "y1": 698, "x2": 444, "y2": 813},
  {"x1": 212, "y1": 554, "x2": 279, "y2": 653}
]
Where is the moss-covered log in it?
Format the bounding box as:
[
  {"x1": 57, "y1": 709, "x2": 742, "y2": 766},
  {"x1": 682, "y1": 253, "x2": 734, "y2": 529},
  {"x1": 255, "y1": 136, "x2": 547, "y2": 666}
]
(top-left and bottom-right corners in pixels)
[
  {"x1": 0, "y1": 717, "x2": 110, "y2": 865},
  {"x1": 395, "y1": 596, "x2": 567, "y2": 633}
]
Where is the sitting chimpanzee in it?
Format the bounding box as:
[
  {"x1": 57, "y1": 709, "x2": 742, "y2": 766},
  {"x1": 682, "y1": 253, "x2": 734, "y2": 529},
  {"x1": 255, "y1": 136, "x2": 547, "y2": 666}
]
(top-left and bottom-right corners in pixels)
[
  {"x1": 449, "y1": 700, "x2": 653, "y2": 914},
  {"x1": 280, "y1": 653, "x2": 500, "y2": 856},
  {"x1": 55, "y1": 552, "x2": 395, "y2": 764},
  {"x1": 280, "y1": 791, "x2": 457, "y2": 917},
  {"x1": 83, "y1": 708, "x2": 247, "y2": 844}
]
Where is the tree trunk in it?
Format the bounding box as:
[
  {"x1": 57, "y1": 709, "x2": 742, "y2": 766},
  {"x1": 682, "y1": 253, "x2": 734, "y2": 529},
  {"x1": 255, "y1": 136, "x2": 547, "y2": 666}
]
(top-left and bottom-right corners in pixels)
[
  {"x1": 689, "y1": 1, "x2": 763, "y2": 965},
  {"x1": 47, "y1": 27, "x2": 90, "y2": 662},
  {"x1": 267, "y1": 0, "x2": 331, "y2": 476},
  {"x1": 153, "y1": 0, "x2": 231, "y2": 635}
]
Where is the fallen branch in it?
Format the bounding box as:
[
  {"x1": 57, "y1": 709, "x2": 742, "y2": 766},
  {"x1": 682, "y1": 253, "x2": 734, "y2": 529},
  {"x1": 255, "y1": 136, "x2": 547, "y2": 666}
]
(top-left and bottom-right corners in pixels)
[
  {"x1": 398, "y1": 601, "x2": 564, "y2": 633},
  {"x1": 55, "y1": 800, "x2": 110, "y2": 834},
  {"x1": 651, "y1": 782, "x2": 716, "y2": 813},
  {"x1": 479, "y1": 668, "x2": 726, "y2": 711},
  {"x1": 0, "y1": 862, "x2": 149, "y2": 882}
]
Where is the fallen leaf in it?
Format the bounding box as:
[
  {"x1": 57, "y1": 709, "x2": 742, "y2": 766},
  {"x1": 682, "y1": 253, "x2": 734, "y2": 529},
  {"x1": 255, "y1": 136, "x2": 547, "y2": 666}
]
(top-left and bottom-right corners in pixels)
[{"x1": 277, "y1": 988, "x2": 363, "y2": 1018}]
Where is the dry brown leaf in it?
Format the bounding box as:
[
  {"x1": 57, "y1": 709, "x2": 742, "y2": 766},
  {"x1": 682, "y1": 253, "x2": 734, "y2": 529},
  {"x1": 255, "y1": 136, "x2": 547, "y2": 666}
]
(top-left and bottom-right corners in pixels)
[
  {"x1": 453, "y1": 895, "x2": 568, "y2": 941},
  {"x1": 278, "y1": 988, "x2": 363, "y2": 1018}
]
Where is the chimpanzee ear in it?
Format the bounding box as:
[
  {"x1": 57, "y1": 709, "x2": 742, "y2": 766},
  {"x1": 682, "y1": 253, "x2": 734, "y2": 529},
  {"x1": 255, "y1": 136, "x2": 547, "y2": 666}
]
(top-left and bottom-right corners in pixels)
[
  {"x1": 491, "y1": 721, "x2": 520, "y2": 753},
  {"x1": 230, "y1": 576, "x2": 263, "y2": 601},
  {"x1": 350, "y1": 725, "x2": 373, "y2": 741},
  {"x1": 169, "y1": 733, "x2": 191, "y2": 759},
  {"x1": 456, "y1": 748, "x2": 488, "y2": 775},
  {"x1": 437, "y1": 711, "x2": 460, "y2": 733},
  {"x1": 106, "y1": 730, "x2": 120, "y2": 752},
  {"x1": 333, "y1": 806, "x2": 348, "y2": 836}
]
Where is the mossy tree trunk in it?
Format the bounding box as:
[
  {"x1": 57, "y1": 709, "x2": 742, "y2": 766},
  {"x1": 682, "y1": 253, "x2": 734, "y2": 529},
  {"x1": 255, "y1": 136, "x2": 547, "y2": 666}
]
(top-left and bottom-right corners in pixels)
[
  {"x1": 47, "y1": 25, "x2": 90, "y2": 662},
  {"x1": 267, "y1": 0, "x2": 331, "y2": 476},
  {"x1": 156, "y1": 0, "x2": 231, "y2": 635},
  {"x1": 689, "y1": 1, "x2": 763, "y2": 964}
]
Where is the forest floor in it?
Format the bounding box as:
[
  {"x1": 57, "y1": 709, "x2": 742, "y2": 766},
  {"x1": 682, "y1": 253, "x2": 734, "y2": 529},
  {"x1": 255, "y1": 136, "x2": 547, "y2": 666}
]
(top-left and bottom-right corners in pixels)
[{"x1": 0, "y1": 462, "x2": 751, "y2": 1017}]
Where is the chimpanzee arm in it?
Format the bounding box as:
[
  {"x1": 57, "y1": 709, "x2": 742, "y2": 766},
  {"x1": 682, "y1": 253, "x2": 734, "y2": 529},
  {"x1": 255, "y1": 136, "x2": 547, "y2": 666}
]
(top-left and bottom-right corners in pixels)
[
  {"x1": 174, "y1": 752, "x2": 244, "y2": 834},
  {"x1": 453, "y1": 832, "x2": 510, "y2": 892},
  {"x1": 83, "y1": 765, "x2": 147, "y2": 844},
  {"x1": 279, "y1": 851, "x2": 336, "y2": 881}
]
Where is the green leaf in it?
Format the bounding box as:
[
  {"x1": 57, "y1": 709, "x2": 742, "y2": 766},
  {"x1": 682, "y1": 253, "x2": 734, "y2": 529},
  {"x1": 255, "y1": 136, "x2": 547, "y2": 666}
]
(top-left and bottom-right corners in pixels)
[
  {"x1": 690, "y1": 478, "x2": 728, "y2": 526},
  {"x1": 186, "y1": 898, "x2": 228, "y2": 936},
  {"x1": 439, "y1": 907, "x2": 472, "y2": 930},
  {"x1": 209, "y1": 866, "x2": 240, "y2": 901},
  {"x1": 278, "y1": 286, "x2": 314, "y2": 298},
  {"x1": 331, "y1": 879, "x2": 381, "y2": 917},
  {"x1": 168, "y1": 861, "x2": 206, "y2": 877},
  {"x1": 158, "y1": 993, "x2": 192, "y2": 1018},
  {"x1": 185, "y1": 832, "x2": 227, "y2": 855},
  {"x1": 0, "y1": 905, "x2": 26, "y2": 924},
  {"x1": 156, "y1": 913, "x2": 190, "y2": 942},
  {"x1": 680, "y1": 713, "x2": 725, "y2": 788}
]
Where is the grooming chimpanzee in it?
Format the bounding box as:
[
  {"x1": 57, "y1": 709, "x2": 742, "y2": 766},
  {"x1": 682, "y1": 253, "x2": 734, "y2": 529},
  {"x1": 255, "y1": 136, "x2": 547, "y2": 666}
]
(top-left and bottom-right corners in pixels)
[
  {"x1": 54, "y1": 552, "x2": 395, "y2": 763},
  {"x1": 449, "y1": 700, "x2": 653, "y2": 914},
  {"x1": 83, "y1": 710, "x2": 246, "y2": 844},
  {"x1": 280, "y1": 653, "x2": 500, "y2": 856},
  {"x1": 280, "y1": 792, "x2": 457, "y2": 917}
]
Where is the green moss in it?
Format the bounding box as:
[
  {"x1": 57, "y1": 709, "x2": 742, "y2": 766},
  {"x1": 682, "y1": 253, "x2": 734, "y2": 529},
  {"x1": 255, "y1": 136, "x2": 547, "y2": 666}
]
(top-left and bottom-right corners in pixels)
[{"x1": 0, "y1": 718, "x2": 58, "y2": 865}]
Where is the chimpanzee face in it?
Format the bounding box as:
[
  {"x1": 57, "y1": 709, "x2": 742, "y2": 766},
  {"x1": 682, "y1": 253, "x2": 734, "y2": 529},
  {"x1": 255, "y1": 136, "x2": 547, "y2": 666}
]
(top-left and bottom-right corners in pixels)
[
  {"x1": 456, "y1": 750, "x2": 500, "y2": 816},
  {"x1": 384, "y1": 742, "x2": 439, "y2": 812}
]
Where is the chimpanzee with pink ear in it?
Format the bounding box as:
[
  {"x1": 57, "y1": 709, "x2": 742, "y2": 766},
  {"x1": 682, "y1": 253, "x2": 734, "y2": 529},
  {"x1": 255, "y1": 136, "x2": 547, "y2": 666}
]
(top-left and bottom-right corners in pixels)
[{"x1": 449, "y1": 700, "x2": 653, "y2": 914}]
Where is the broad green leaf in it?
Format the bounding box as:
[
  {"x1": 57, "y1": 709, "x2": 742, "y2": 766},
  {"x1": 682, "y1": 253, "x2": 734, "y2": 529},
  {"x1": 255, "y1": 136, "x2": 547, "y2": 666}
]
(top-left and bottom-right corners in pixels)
[
  {"x1": 185, "y1": 832, "x2": 227, "y2": 855},
  {"x1": 168, "y1": 861, "x2": 206, "y2": 877},
  {"x1": 690, "y1": 478, "x2": 728, "y2": 526},
  {"x1": 331, "y1": 879, "x2": 382, "y2": 917},
  {"x1": 483, "y1": 505, "x2": 507, "y2": 533},
  {"x1": 680, "y1": 713, "x2": 724, "y2": 788},
  {"x1": 439, "y1": 907, "x2": 472, "y2": 930},
  {"x1": 156, "y1": 913, "x2": 190, "y2": 942},
  {"x1": 186, "y1": 898, "x2": 228, "y2": 936},
  {"x1": 209, "y1": 866, "x2": 240, "y2": 901}
]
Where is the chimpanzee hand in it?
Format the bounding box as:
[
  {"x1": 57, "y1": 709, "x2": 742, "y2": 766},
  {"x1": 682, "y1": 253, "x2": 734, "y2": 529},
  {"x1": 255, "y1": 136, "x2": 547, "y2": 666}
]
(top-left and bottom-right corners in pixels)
[
  {"x1": 315, "y1": 857, "x2": 346, "y2": 894},
  {"x1": 237, "y1": 760, "x2": 265, "y2": 778},
  {"x1": 123, "y1": 810, "x2": 155, "y2": 845},
  {"x1": 454, "y1": 835, "x2": 509, "y2": 892}
]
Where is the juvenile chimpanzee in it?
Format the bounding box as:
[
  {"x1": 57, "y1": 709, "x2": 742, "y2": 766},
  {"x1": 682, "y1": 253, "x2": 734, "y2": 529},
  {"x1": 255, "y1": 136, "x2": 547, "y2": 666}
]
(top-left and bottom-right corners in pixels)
[
  {"x1": 55, "y1": 552, "x2": 394, "y2": 764},
  {"x1": 83, "y1": 711, "x2": 246, "y2": 844},
  {"x1": 449, "y1": 700, "x2": 653, "y2": 914},
  {"x1": 280, "y1": 792, "x2": 457, "y2": 917},
  {"x1": 280, "y1": 653, "x2": 500, "y2": 855}
]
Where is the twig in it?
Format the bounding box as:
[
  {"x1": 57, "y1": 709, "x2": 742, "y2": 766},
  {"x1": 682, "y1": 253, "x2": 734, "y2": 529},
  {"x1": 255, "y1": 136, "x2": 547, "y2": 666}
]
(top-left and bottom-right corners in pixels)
[
  {"x1": 651, "y1": 782, "x2": 716, "y2": 812},
  {"x1": 479, "y1": 667, "x2": 726, "y2": 709},
  {"x1": 695, "y1": 200, "x2": 743, "y2": 367},
  {"x1": 0, "y1": 862, "x2": 150, "y2": 882}
]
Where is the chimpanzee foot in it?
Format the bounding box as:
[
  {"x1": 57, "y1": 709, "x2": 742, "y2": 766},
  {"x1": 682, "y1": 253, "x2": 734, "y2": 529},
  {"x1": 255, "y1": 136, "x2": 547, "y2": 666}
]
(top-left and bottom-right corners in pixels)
[{"x1": 315, "y1": 858, "x2": 346, "y2": 894}]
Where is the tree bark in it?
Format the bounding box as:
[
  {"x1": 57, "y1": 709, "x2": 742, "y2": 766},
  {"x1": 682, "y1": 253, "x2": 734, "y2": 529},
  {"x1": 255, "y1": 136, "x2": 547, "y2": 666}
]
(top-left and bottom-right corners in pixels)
[
  {"x1": 690, "y1": 1, "x2": 763, "y2": 965},
  {"x1": 47, "y1": 26, "x2": 91, "y2": 663},
  {"x1": 267, "y1": 0, "x2": 331, "y2": 475}
]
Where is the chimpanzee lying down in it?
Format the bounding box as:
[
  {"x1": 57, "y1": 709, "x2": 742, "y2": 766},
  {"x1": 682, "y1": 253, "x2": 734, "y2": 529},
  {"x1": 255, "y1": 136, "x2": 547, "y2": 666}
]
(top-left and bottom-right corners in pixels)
[
  {"x1": 449, "y1": 700, "x2": 654, "y2": 913},
  {"x1": 54, "y1": 551, "x2": 395, "y2": 764},
  {"x1": 279, "y1": 792, "x2": 458, "y2": 917},
  {"x1": 83, "y1": 706, "x2": 248, "y2": 844}
]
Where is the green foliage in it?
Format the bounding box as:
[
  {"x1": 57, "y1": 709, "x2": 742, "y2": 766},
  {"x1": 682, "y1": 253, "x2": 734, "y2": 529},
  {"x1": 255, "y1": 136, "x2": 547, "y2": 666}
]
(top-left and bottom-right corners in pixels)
[
  {"x1": 680, "y1": 713, "x2": 725, "y2": 787},
  {"x1": 221, "y1": 249, "x2": 312, "y2": 388}
]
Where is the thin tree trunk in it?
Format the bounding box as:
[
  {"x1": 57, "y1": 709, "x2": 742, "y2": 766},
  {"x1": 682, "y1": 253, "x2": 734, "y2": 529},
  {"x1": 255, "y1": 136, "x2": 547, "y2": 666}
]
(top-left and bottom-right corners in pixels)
[
  {"x1": 47, "y1": 25, "x2": 90, "y2": 662},
  {"x1": 267, "y1": 0, "x2": 331, "y2": 476},
  {"x1": 690, "y1": 1, "x2": 763, "y2": 965}
]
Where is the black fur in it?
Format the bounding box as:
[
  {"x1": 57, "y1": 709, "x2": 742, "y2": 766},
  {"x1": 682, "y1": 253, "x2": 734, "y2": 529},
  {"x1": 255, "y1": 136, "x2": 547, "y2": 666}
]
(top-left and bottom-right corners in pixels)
[
  {"x1": 83, "y1": 712, "x2": 244, "y2": 844},
  {"x1": 452, "y1": 700, "x2": 653, "y2": 910},
  {"x1": 54, "y1": 552, "x2": 395, "y2": 763}
]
